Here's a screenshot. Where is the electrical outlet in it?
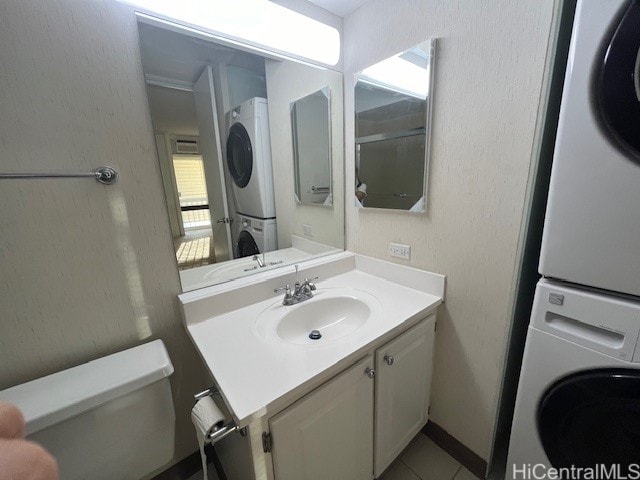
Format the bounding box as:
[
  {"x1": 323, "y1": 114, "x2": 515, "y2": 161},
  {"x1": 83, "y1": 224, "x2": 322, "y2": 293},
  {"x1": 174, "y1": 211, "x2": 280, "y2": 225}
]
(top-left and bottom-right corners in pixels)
[
  {"x1": 303, "y1": 224, "x2": 313, "y2": 237},
  {"x1": 389, "y1": 242, "x2": 411, "y2": 260}
]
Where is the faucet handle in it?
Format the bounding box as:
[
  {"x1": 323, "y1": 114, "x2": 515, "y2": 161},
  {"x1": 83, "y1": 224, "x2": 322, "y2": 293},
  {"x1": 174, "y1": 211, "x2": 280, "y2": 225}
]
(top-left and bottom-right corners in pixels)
[
  {"x1": 275, "y1": 284, "x2": 295, "y2": 306},
  {"x1": 274, "y1": 284, "x2": 291, "y2": 294},
  {"x1": 304, "y1": 276, "x2": 319, "y2": 291}
]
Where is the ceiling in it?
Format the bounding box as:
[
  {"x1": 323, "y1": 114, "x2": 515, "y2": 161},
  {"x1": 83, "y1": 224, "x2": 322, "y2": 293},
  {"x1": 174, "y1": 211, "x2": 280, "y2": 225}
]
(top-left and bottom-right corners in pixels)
[
  {"x1": 138, "y1": 23, "x2": 265, "y2": 85},
  {"x1": 306, "y1": 0, "x2": 369, "y2": 17}
]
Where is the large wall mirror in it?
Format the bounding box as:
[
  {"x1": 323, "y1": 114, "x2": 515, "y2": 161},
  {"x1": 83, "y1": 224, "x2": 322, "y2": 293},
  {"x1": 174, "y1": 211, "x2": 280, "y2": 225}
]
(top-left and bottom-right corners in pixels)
[
  {"x1": 137, "y1": 19, "x2": 344, "y2": 292},
  {"x1": 354, "y1": 39, "x2": 436, "y2": 212}
]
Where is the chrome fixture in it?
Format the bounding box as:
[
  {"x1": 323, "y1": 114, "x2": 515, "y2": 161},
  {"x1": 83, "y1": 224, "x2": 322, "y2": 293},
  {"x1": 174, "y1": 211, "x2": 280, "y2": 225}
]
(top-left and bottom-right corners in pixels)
[
  {"x1": 0, "y1": 166, "x2": 118, "y2": 185},
  {"x1": 274, "y1": 264, "x2": 319, "y2": 306},
  {"x1": 309, "y1": 330, "x2": 322, "y2": 340},
  {"x1": 253, "y1": 254, "x2": 265, "y2": 268},
  {"x1": 247, "y1": 254, "x2": 283, "y2": 271},
  {"x1": 193, "y1": 387, "x2": 247, "y2": 443}
]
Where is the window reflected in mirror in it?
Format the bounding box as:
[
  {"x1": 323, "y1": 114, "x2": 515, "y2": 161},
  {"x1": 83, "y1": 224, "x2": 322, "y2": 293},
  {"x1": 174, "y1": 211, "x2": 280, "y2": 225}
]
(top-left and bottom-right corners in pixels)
[
  {"x1": 291, "y1": 87, "x2": 332, "y2": 206},
  {"x1": 354, "y1": 39, "x2": 436, "y2": 212}
]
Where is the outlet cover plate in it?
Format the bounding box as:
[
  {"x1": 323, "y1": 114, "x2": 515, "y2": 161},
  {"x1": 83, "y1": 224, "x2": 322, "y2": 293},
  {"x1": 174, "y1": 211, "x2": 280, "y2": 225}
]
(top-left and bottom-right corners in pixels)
[
  {"x1": 303, "y1": 224, "x2": 313, "y2": 237},
  {"x1": 389, "y1": 242, "x2": 411, "y2": 260}
]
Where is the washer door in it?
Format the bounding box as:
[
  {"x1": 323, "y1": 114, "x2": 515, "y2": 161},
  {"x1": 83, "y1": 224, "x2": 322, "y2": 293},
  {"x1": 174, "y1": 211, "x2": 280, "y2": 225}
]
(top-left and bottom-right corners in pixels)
[
  {"x1": 597, "y1": 1, "x2": 640, "y2": 158},
  {"x1": 237, "y1": 230, "x2": 260, "y2": 258},
  {"x1": 537, "y1": 368, "x2": 640, "y2": 468},
  {"x1": 226, "y1": 123, "x2": 253, "y2": 188}
]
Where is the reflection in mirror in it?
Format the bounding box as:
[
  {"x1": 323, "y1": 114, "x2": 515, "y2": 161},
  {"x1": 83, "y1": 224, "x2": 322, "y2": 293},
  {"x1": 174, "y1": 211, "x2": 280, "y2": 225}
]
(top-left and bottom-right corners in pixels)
[
  {"x1": 137, "y1": 20, "x2": 344, "y2": 292},
  {"x1": 354, "y1": 39, "x2": 436, "y2": 211},
  {"x1": 291, "y1": 87, "x2": 332, "y2": 206}
]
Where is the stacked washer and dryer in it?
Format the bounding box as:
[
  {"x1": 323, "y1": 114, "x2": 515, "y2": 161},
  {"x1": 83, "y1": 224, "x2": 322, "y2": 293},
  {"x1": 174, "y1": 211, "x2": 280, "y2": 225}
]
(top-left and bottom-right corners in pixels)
[
  {"x1": 507, "y1": 0, "x2": 640, "y2": 476},
  {"x1": 225, "y1": 97, "x2": 278, "y2": 258}
]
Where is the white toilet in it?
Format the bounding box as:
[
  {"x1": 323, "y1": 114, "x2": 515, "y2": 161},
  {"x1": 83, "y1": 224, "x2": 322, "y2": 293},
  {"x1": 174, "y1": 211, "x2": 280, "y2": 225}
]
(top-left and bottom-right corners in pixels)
[{"x1": 0, "y1": 340, "x2": 175, "y2": 480}]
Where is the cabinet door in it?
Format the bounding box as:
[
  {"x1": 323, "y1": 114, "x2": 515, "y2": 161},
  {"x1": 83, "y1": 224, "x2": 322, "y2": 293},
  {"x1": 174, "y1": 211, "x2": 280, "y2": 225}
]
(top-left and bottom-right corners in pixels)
[
  {"x1": 374, "y1": 315, "x2": 436, "y2": 476},
  {"x1": 269, "y1": 356, "x2": 374, "y2": 480}
]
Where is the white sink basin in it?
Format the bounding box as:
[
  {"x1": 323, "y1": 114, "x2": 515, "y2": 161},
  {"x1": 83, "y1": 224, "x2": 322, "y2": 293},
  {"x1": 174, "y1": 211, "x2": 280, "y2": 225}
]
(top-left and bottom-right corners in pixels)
[{"x1": 254, "y1": 289, "x2": 382, "y2": 346}]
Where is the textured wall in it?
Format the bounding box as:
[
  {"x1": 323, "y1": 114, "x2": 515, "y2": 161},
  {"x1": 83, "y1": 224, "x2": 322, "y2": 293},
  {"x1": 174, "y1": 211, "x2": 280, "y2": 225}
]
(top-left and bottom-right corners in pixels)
[
  {"x1": 0, "y1": 0, "x2": 210, "y2": 468},
  {"x1": 265, "y1": 60, "x2": 345, "y2": 249},
  {"x1": 343, "y1": 0, "x2": 556, "y2": 460}
]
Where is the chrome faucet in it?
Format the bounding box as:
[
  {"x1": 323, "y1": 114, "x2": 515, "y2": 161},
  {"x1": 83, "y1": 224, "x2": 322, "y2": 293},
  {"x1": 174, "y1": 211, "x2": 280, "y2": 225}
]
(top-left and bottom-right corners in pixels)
[
  {"x1": 274, "y1": 264, "x2": 319, "y2": 306},
  {"x1": 253, "y1": 254, "x2": 265, "y2": 268}
]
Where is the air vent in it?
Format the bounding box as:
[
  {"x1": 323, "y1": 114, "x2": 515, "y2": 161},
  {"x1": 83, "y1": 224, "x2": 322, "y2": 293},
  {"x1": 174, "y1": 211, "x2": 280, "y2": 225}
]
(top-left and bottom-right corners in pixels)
[{"x1": 175, "y1": 140, "x2": 199, "y2": 154}]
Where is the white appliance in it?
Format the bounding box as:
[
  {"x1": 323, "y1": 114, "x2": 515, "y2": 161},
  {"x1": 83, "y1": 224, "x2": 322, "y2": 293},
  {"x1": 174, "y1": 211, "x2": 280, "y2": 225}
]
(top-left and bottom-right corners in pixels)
[
  {"x1": 235, "y1": 213, "x2": 277, "y2": 258},
  {"x1": 226, "y1": 97, "x2": 276, "y2": 219},
  {"x1": 507, "y1": 281, "x2": 640, "y2": 476},
  {"x1": 0, "y1": 340, "x2": 175, "y2": 480},
  {"x1": 508, "y1": 0, "x2": 640, "y2": 475},
  {"x1": 539, "y1": 0, "x2": 640, "y2": 297}
]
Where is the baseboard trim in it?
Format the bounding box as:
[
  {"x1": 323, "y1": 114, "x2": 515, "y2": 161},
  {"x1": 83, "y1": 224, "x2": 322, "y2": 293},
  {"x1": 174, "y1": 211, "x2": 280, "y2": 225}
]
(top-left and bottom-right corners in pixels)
[
  {"x1": 152, "y1": 445, "x2": 226, "y2": 480},
  {"x1": 422, "y1": 421, "x2": 487, "y2": 479}
]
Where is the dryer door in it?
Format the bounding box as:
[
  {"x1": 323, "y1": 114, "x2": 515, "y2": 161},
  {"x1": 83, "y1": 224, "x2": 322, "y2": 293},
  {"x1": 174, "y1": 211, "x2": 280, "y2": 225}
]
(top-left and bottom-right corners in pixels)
[
  {"x1": 226, "y1": 123, "x2": 253, "y2": 188},
  {"x1": 537, "y1": 368, "x2": 640, "y2": 468},
  {"x1": 597, "y1": 1, "x2": 640, "y2": 158},
  {"x1": 237, "y1": 230, "x2": 260, "y2": 258}
]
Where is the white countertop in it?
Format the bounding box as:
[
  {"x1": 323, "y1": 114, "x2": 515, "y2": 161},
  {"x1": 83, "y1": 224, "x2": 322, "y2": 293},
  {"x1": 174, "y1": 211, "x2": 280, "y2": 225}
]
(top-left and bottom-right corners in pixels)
[{"x1": 181, "y1": 253, "x2": 444, "y2": 426}]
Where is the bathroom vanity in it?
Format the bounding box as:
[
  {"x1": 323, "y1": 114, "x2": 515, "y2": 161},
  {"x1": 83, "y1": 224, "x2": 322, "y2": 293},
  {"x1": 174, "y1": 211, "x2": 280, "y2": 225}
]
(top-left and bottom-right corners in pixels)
[{"x1": 180, "y1": 252, "x2": 444, "y2": 479}]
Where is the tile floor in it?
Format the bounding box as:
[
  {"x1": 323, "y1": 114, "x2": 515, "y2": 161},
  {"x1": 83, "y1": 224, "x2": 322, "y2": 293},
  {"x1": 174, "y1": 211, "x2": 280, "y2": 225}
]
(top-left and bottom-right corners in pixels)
[
  {"x1": 174, "y1": 229, "x2": 215, "y2": 269},
  {"x1": 381, "y1": 433, "x2": 479, "y2": 480},
  {"x1": 186, "y1": 433, "x2": 479, "y2": 480},
  {"x1": 185, "y1": 463, "x2": 219, "y2": 480}
]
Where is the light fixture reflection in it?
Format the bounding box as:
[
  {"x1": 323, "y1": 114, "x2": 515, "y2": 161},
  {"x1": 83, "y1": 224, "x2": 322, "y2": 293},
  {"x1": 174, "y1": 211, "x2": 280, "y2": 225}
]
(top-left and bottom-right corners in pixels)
[
  {"x1": 360, "y1": 55, "x2": 429, "y2": 99},
  {"x1": 119, "y1": 0, "x2": 340, "y2": 66}
]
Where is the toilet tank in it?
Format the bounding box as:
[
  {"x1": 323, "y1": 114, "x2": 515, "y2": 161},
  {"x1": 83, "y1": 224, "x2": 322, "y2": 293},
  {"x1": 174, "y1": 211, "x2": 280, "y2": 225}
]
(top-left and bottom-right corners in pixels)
[{"x1": 0, "y1": 340, "x2": 175, "y2": 480}]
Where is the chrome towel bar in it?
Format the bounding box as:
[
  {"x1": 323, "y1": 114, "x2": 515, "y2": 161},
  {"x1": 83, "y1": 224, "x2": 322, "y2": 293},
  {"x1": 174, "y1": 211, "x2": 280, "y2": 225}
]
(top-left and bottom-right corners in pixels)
[{"x1": 0, "y1": 166, "x2": 118, "y2": 185}]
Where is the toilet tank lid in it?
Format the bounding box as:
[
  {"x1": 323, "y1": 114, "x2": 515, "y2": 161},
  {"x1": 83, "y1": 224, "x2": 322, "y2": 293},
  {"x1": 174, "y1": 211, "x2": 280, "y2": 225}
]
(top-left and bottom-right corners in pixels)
[{"x1": 0, "y1": 340, "x2": 174, "y2": 435}]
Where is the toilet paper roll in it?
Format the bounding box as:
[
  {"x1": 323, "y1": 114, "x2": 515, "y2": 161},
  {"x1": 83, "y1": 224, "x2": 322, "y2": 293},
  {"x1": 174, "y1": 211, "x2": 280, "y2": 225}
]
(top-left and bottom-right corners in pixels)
[{"x1": 191, "y1": 396, "x2": 226, "y2": 479}]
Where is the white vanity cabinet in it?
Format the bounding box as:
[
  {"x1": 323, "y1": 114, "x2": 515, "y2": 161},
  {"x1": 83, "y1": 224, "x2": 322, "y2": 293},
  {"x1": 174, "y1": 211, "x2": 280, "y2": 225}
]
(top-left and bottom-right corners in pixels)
[
  {"x1": 269, "y1": 355, "x2": 375, "y2": 480},
  {"x1": 265, "y1": 315, "x2": 436, "y2": 480},
  {"x1": 374, "y1": 315, "x2": 436, "y2": 476}
]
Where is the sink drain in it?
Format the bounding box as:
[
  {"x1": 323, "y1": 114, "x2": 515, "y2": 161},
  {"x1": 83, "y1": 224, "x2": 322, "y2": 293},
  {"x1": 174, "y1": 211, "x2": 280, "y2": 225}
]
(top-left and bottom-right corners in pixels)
[{"x1": 309, "y1": 330, "x2": 322, "y2": 340}]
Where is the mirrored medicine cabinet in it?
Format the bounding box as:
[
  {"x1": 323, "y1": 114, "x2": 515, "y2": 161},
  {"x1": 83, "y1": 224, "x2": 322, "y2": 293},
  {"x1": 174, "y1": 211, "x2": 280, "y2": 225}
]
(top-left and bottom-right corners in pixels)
[
  {"x1": 354, "y1": 39, "x2": 436, "y2": 212},
  {"x1": 291, "y1": 87, "x2": 333, "y2": 206}
]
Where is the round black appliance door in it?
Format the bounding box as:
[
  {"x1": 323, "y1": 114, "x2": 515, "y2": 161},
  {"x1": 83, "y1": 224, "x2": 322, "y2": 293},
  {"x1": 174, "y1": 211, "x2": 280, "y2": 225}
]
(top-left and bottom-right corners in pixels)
[
  {"x1": 237, "y1": 230, "x2": 260, "y2": 258},
  {"x1": 226, "y1": 123, "x2": 253, "y2": 188},
  {"x1": 537, "y1": 368, "x2": 640, "y2": 468},
  {"x1": 596, "y1": 1, "x2": 640, "y2": 158}
]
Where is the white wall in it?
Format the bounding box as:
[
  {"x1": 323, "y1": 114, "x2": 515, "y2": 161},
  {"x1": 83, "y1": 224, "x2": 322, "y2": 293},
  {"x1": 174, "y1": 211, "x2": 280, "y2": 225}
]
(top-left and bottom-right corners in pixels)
[
  {"x1": 227, "y1": 65, "x2": 268, "y2": 110},
  {"x1": 344, "y1": 0, "x2": 556, "y2": 460},
  {"x1": 147, "y1": 85, "x2": 199, "y2": 136},
  {"x1": 265, "y1": 60, "x2": 344, "y2": 249},
  {"x1": 0, "y1": 0, "x2": 210, "y2": 469}
]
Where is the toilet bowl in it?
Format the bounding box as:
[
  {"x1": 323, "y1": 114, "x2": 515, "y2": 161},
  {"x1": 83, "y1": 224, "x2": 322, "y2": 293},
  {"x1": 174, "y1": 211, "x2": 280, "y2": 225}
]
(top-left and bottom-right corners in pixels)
[{"x1": 0, "y1": 340, "x2": 175, "y2": 480}]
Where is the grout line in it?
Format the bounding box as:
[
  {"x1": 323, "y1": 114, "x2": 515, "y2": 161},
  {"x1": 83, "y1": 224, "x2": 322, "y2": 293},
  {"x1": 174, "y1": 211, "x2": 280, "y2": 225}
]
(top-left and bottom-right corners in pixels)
[
  {"x1": 452, "y1": 464, "x2": 463, "y2": 480},
  {"x1": 399, "y1": 458, "x2": 423, "y2": 480}
]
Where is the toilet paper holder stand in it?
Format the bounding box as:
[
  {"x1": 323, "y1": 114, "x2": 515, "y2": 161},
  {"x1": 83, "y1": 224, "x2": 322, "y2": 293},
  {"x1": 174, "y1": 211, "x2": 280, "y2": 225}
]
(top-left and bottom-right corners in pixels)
[{"x1": 194, "y1": 387, "x2": 248, "y2": 444}]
